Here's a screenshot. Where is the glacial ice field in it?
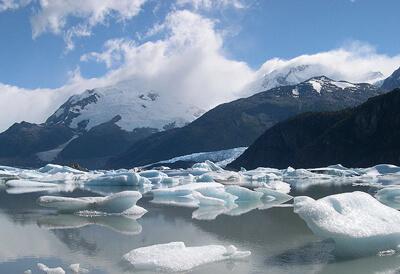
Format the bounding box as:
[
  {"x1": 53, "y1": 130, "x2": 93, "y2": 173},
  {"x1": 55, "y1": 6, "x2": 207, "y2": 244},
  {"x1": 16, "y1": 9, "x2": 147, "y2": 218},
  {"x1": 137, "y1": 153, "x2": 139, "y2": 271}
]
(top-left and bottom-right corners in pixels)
[{"x1": 2, "y1": 162, "x2": 400, "y2": 273}]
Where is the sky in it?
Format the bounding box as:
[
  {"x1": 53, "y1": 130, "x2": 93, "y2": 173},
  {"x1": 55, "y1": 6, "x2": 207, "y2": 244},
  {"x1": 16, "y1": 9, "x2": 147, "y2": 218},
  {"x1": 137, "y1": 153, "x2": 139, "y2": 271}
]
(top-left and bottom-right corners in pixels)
[{"x1": 0, "y1": 0, "x2": 400, "y2": 131}]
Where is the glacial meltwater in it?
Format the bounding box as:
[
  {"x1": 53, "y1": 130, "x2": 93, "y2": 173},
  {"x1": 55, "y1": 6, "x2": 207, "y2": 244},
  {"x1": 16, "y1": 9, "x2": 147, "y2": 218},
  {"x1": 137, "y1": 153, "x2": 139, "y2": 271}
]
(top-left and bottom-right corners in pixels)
[{"x1": 1, "y1": 182, "x2": 400, "y2": 274}]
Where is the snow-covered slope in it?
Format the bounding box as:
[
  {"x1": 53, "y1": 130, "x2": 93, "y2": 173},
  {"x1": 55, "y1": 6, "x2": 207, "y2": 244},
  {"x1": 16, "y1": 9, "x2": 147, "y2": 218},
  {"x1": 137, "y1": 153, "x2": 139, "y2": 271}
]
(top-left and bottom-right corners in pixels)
[
  {"x1": 243, "y1": 64, "x2": 385, "y2": 95},
  {"x1": 45, "y1": 82, "x2": 204, "y2": 132}
]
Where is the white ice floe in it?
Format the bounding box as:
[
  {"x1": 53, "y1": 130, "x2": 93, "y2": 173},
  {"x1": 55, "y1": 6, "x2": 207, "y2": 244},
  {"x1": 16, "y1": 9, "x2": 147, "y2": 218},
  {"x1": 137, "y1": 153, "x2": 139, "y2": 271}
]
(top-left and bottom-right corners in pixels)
[
  {"x1": 122, "y1": 242, "x2": 251, "y2": 272},
  {"x1": 69, "y1": 263, "x2": 89, "y2": 273},
  {"x1": 255, "y1": 187, "x2": 293, "y2": 204},
  {"x1": 294, "y1": 191, "x2": 400, "y2": 257},
  {"x1": 225, "y1": 186, "x2": 264, "y2": 202},
  {"x1": 38, "y1": 164, "x2": 84, "y2": 175},
  {"x1": 37, "y1": 191, "x2": 145, "y2": 215},
  {"x1": 6, "y1": 179, "x2": 59, "y2": 188},
  {"x1": 37, "y1": 263, "x2": 65, "y2": 274},
  {"x1": 139, "y1": 170, "x2": 168, "y2": 184},
  {"x1": 85, "y1": 171, "x2": 151, "y2": 186}
]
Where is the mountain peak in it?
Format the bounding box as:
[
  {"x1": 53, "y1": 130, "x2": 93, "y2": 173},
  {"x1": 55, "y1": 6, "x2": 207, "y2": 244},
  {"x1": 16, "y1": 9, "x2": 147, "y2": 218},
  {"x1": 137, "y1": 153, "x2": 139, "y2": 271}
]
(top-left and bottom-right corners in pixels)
[
  {"x1": 381, "y1": 66, "x2": 400, "y2": 91},
  {"x1": 45, "y1": 84, "x2": 204, "y2": 133}
]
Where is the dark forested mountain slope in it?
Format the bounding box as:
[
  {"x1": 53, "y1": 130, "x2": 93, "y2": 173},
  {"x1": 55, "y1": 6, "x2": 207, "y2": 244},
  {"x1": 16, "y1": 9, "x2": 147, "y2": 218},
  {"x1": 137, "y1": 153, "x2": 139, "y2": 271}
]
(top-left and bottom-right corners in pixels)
[{"x1": 229, "y1": 88, "x2": 400, "y2": 169}]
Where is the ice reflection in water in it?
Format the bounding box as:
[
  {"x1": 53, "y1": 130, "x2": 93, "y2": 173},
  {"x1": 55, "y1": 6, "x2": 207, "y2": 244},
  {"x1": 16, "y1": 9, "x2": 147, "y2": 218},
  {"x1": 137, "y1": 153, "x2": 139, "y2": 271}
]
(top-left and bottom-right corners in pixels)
[{"x1": 0, "y1": 182, "x2": 399, "y2": 273}]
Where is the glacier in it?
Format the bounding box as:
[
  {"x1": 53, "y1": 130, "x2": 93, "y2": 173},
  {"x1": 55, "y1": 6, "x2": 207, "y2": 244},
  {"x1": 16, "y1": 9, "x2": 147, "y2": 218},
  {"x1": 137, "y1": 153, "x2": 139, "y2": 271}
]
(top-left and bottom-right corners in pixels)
[{"x1": 122, "y1": 242, "x2": 251, "y2": 272}]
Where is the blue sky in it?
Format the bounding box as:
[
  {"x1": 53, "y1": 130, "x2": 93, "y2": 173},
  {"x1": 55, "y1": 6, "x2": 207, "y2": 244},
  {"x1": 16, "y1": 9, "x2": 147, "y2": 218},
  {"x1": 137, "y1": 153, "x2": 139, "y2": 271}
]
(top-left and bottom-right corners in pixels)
[
  {"x1": 0, "y1": 0, "x2": 400, "y2": 131},
  {"x1": 0, "y1": 0, "x2": 399, "y2": 89}
]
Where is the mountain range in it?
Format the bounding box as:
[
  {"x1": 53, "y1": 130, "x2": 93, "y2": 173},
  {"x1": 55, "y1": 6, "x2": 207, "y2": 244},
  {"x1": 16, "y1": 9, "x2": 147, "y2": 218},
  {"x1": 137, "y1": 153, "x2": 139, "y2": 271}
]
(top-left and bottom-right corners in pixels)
[
  {"x1": 0, "y1": 65, "x2": 399, "y2": 169},
  {"x1": 229, "y1": 87, "x2": 400, "y2": 169},
  {"x1": 108, "y1": 76, "x2": 383, "y2": 168}
]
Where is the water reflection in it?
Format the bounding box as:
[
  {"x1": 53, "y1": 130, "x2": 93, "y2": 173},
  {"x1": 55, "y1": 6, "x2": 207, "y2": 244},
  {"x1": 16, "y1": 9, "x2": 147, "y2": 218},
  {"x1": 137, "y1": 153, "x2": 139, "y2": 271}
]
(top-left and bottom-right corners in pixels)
[{"x1": 1, "y1": 184, "x2": 400, "y2": 274}]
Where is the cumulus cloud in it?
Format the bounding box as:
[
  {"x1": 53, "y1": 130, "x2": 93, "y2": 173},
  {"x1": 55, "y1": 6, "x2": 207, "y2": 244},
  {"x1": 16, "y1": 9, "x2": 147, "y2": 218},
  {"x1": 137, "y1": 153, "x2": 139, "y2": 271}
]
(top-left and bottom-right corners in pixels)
[
  {"x1": 0, "y1": 8, "x2": 400, "y2": 133},
  {"x1": 241, "y1": 42, "x2": 400, "y2": 95},
  {"x1": 30, "y1": 0, "x2": 146, "y2": 50},
  {"x1": 0, "y1": 10, "x2": 254, "y2": 131},
  {"x1": 81, "y1": 10, "x2": 255, "y2": 109}
]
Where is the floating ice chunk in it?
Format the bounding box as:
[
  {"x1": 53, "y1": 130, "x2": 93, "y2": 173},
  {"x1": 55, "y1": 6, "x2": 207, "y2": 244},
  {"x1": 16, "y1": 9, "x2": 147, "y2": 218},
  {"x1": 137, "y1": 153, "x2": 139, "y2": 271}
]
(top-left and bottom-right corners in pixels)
[
  {"x1": 192, "y1": 160, "x2": 223, "y2": 172},
  {"x1": 264, "y1": 180, "x2": 291, "y2": 194},
  {"x1": 139, "y1": 170, "x2": 168, "y2": 184},
  {"x1": 38, "y1": 164, "x2": 84, "y2": 175},
  {"x1": 122, "y1": 242, "x2": 250, "y2": 272},
  {"x1": 24, "y1": 270, "x2": 31, "y2": 274},
  {"x1": 160, "y1": 176, "x2": 180, "y2": 185},
  {"x1": 151, "y1": 195, "x2": 199, "y2": 208},
  {"x1": 86, "y1": 172, "x2": 150, "y2": 186},
  {"x1": 38, "y1": 191, "x2": 143, "y2": 214},
  {"x1": 69, "y1": 264, "x2": 88, "y2": 273},
  {"x1": 196, "y1": 187, "x2": 238, "y2": 206},
  {"x1": 308, "y1": 167, "x2": 360, "y2": 177},
  {"x1": 283, "y1": 167, "x2": 331, "y2": 180},
  {"x1": 241, "y1": 168, "x2": 283, "y2": 181},
  {"x1": 37, "y1": 263, "x2": 65, "y2": 274},
  {"x1": 153, "y1": 182, "x2": 224, "y2": 196},
  {"x1": 359, "y1": 164, "x2": 400, "y2": 176},
  {"x1": 6, "y1": 179, "x2": 59, "y2": 188},
  {"x1": 196, "y1": 173, "x2": 215, "y2": 182},
  {"x1": 375, "y1": 187, "x2": 400, "y2": 209},
  {"x1": 192, "y1": 191, "x2": 226, "y2": 207},
  {"x1": 151, "y1": 183, "x2": 228, "y2": 209},
  {"x1": 294, "y1": 191, "x2": 400, "y2": 257},
  {"x1": 225, "y1": 186, "x2": 263, "y2": 201},
  {"x1": 254, "y1": 187, "x2": 293, "y2": 204}
]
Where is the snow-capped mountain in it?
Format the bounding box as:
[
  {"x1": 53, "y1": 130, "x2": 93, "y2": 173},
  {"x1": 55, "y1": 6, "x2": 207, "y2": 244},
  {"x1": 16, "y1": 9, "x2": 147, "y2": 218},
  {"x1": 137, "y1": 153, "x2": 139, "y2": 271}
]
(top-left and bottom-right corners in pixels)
[
  {"x1": 291, "y1": 76, "x2": 377, "y2": 96},
  {"x1": 46, "y1": 82, "x2": 204, "y2": 132},
  {"x1": 381, "y1": 67, "x2": 400, "y2": 91},
  {"x1": 243, "y1": 64, "x2": 385, "y2": 96},
  {"x1": 109, "y1": 76, "x2": 383, "y2": 168}
]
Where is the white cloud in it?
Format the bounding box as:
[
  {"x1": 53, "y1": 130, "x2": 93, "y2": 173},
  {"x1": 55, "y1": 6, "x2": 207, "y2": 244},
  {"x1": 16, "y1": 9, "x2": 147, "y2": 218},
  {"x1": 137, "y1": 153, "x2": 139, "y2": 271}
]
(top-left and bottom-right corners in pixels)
[
  {"x1": 257, "y1": 42, "x2": 400, "y2": 83},
  {"x1": 0, "y1": 9, "x2": 255, "y2": 132},
  {"x1": 30, "y1": 0, "x2": 147, "y2": 50},
  {"x1": 1, "y1": 9, "x2": 400, "y2": 134},
  {"x1": 81, "y1": 10, "x2": 255, "y2": 109},
  {"x1": 0, "y1": 0, "x2": 31, "y2": 11},
  {"x1": 176, "y1": 0, "x2": 246, "y2": 10}
]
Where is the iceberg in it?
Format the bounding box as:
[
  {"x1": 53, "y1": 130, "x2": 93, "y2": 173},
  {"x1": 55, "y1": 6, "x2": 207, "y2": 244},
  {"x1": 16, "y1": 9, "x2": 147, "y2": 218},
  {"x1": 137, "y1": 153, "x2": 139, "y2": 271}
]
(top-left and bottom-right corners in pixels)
[
  {"x1": 139, "y1": 170, "x2": 168, "y2": 184},
  {"x1": 85, "y1": 172, "x2": 150, "y2": 186},
  {"x1": 294, "y1": 191, "x2": 400, "y2": 257},
  {"x1": 37, "y1": 191, "x2": 145, "y2": 214},
  {"x1": 122, "y1": 242, "x2": 250, "y2": 272},
  {"x1": 255, "y1": 187, "x2": 293, "y2": 204},
  {"x1": 38, "y1": 164, "x2": 84, "y2": 174},
  {"x1": 225, "y1": 186, "x2": 263, "y2": 201},
  {"x1": 6, "y1": 179, "x2": 59, "y2": 188},
  {"x1": 69, "y1": 264, "x2": 88, "y2": 273},
  {"x1": 37, "y1": 263, "x2": 65, "y2": 274}
]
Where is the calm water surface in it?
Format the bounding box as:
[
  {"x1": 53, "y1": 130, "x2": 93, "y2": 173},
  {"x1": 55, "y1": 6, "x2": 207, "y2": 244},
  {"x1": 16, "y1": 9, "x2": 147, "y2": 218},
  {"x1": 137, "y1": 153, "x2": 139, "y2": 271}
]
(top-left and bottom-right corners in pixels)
[{"x1": 0, "y1": 183, "x2": 399, "y2": 274}]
